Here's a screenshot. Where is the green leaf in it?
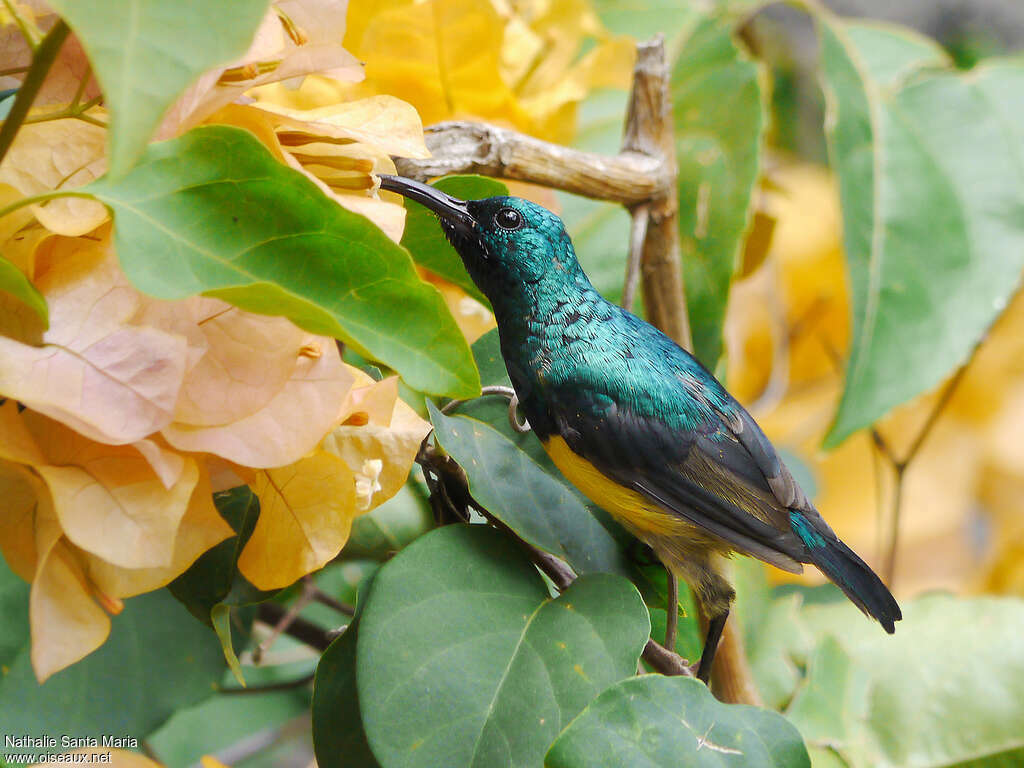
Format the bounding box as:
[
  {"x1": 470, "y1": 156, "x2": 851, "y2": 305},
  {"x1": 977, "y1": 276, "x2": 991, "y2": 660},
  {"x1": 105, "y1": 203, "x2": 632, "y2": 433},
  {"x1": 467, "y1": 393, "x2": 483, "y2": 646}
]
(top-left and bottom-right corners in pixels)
[
  {"x1": 0, "y1": 556, "x2": 29, "y2": 670},
  {"x1": 785, "y1": 593, "x2": 1024, "y2": 767},
  {"x1": 312, "y1": 572, "x2": 382, "y2": 768},
  {"x1": 169, "y1": 485, "x2": 276, "y2": 623},
  {"x1": 429, "y1": 403, "x2": 632, "y2": 579},
  {"x1": 400, "y1": 175, "x2": 508, "y2": 308},
  {"x1": 545, "y1": 675, "x2": 810, "y2": 768},
  {"x1": 0, "y1": 255, "x2": 47, "y2": 327},
  {"x1": 458, "y1": 331, "x2": 677, "y2": 612},
  {"x1": 147, "y1": 685, "x2": 311, "y2": 768},
  {"x1": 357, "y1": 524, "x2": 650, "y2": 768},
  {"x1": 672, "y1": 16, "x2": 765, "y2": 367},
  {"x1": 590, "y1": 0, "x2": 699, "y2": 52},
  {"x1": 819, "y1": 20, "x2": 1024, "y2": 445},
  {"x1": 86, "y1": 125, "x2": 479, "y2": 398},
  {"x1": 47, "y1": 0, "x2": 269, "y2": 177},
  {"x1": 211, "y1": 603, "x2": 245, "y2": 687},
  {"x1": 342, "y1": 482, "x2": 434, "y2": 560},
  {"x1": 313, "y1": 615, "x2": 382, "y2": 768},
  {"x1": 556, "y1": 89, "x2": 634, "y2": 306},
  {"x1": 470, "y1": 327, "x2": 509, "y2": 388},
  {"x1": 0, "y1": 588, "x2": 225, "y2": 755}
]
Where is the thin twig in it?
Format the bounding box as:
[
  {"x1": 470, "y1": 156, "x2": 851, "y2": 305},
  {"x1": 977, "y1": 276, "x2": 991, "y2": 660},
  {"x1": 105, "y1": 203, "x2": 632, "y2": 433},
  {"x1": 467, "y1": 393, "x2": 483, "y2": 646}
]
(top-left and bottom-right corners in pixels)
[
  {"x1": 309, "y1": 586, "x2": 355, "y2": 616},
  {"x1": 442, "y1": 384, "x2": 530, "y2": 433},
  {"x1": 255, "y1": 582, "x2": 324, "y2": 661},
  {"x1": 881, "y1": 362, "x2": 971, "y2": 583},
  {"x1": 642, "y1": 638, "x2": 694, "y2": 677},
  {"x1": 623, "y1": 204, "x2": 648, "y2": 312},
  {"x1": 620, "y1": 36, "x2": 691, "y2": 349},
  {"x1": 257, "y1": 602, "x2": 334, "y2": 652},
  {"x1": 0, "y1": 189, "x2": 96, "y2": 222},
  {"x1": 0, "y1": 65, "x2": 30, "y2": 77},
  {"x1": 70, "y1": 61, "x2": 92, "y2": 108},
  {"x1": 0, "y1": 19, "x2": 69, "y2": 164},
  {"x1": 819, "y1": 331, "x2": 978, "y2": 585},
  {"x1": 897, "y1": 363, "x2": 970, "y2": 470},
  {"x1": 22, "y1": 94, "x2": 105, "y2": 127},
  {"x1": 393, "y1": 121, "x2": 670, "y2": 205},
  {"x1": 2, "y1": 0, "x2": 39, "y2": 49},
  {"x1": 665, "y1": 570, "x2": 679, "y2": 653},
  {"x1": 219, "y1": 671, "x2": 317, "y2": 695}
]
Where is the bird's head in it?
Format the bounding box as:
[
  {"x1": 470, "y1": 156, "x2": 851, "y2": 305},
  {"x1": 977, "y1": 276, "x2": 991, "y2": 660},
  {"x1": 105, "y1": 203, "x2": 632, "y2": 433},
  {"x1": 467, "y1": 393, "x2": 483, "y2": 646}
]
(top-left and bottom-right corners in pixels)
[{"x1": 379, "y1": 175, "x2": 583, "y2": 301}]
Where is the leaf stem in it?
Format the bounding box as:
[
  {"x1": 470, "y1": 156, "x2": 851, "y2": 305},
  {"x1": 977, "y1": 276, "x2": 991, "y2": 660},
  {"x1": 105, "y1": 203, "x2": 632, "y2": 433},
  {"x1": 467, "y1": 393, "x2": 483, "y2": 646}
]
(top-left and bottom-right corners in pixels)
[
  {"x1": 22, "y1": 94, "x2": 105, "y2": 127},
  {"x1": 1, "y1": 0, "x2": 39, "y2": 49},
  {"x1": 665, "y1": 570, "x2": 678, "y2": 652},
  {"x1": 220, "y1": 671, "x2": 316, "y2": 695},
  {"x1": 257, "y1": 601, "x2": 335, "y2": 652},
  {"x1": 0, "y1": 19, "x2": 70, "y2": 164},
  {"x1": 0, "y1": 189, "x2": 96, "y2": 222},
  {"x1": 70, "y1": 61, "x2": 92, "y2": 108}
]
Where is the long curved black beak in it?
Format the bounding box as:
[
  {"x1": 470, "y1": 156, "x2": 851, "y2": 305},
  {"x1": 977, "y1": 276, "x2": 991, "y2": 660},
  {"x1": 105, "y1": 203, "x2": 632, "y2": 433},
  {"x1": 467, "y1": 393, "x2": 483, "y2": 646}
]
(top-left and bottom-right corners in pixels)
[{"x1": 378, "y1": 174, "x2": 476, "y2": 233}]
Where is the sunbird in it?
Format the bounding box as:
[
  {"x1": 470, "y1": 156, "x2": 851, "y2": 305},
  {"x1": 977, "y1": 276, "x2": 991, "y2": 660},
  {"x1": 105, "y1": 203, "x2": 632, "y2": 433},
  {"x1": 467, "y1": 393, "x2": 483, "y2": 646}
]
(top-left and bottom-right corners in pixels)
[{"x1": 379, "y1": 175, "x2": 901, "y2": 682}]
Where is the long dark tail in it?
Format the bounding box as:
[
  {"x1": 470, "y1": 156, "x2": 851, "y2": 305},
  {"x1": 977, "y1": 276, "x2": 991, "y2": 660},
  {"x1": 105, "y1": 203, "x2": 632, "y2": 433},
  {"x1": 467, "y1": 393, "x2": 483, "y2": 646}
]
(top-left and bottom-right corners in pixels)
[{"x1": 790, "y1": 511, "x2": 902, "y2": 633}]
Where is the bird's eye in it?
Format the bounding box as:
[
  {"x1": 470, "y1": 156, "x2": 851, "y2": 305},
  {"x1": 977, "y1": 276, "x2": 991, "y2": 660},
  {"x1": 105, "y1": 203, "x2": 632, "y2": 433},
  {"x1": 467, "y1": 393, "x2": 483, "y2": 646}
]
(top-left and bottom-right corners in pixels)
[{"x1": 494, "y1": 207, "x2": 524, "y2": 231}]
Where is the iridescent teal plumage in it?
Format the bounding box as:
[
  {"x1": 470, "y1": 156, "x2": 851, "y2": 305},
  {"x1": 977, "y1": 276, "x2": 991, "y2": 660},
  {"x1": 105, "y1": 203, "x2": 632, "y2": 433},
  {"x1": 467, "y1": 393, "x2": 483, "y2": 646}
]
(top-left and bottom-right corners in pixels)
[{"x1": 379, "y1": 177, "x2": 901, "y2": 681}]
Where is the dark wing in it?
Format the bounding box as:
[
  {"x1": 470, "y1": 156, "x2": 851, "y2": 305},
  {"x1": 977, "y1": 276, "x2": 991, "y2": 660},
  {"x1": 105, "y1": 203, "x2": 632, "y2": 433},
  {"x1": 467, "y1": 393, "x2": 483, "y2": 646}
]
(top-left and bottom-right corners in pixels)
[{"x1": 547, "y1": 385, "x2": 810, "y2": 572}]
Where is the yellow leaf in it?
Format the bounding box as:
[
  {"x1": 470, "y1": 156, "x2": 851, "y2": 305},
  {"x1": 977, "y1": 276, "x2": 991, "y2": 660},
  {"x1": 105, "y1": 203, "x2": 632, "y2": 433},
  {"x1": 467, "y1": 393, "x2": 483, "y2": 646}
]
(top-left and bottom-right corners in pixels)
[
  {"x1": 253, "y1": 96, "x2": 430, "y2": 159},
  {"x1": 240, "y1": 450, "x2": 357, "y2": 589},
  {"x1": 323, "y1": 370, "x2": 432, "y2": 513},
  {"x1": 207, "y1": 103, "x2": 408, "y2": 243},
  {"x1": 0, "y1": 119, "x2": 109, "y2": 236},
  {"x1": 161, "y1": 321, "x2": 354, "y2": 468},
  {"x1": 0, "y1": 238, "x2": 188, "y2": 444},
  {"x1": 2, "y1": 8, "x2": 100, "y2": 109},
  {"x1": 12, "y1": 407, "x2": 201, "y2": 570},
  {"x1": 0, "y1": 183, "x2": 35, "y2": 246},
  {"x1": 0, "y1": 461, "x2": 44, "y2": 580},
  {"x1": 159, "y1": 1, "x2": 363, "y2": 137},
  {"x1": 30, "y1": 510, "x2": 110, "y2": 682},
  {"x1": 420, "y1": 270, "x2": 496, "y2": 344},
  {"x1": 79, "y1": 464, "x2": 233, "y2": 598},
  {"x1": 345, "y1": 0, "x2": 524, "y2": 129}
]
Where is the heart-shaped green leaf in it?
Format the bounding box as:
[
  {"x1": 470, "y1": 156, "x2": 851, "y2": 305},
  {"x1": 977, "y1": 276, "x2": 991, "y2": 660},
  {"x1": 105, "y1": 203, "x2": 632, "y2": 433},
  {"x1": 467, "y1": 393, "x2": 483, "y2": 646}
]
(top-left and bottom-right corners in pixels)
[{"x1": 357, "y1": 524, "x2": 650, "y2": 768}]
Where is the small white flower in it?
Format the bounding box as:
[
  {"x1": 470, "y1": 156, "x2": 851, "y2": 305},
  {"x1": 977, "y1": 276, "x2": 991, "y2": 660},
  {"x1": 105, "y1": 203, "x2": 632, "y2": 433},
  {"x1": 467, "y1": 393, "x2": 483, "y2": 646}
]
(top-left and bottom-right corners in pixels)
[
  {"x1": 458, "y1": 296, "x2": 492, "y2": 321},
  {"x1": 355, "y1": 458, "x2": 384, "y2": 510}
]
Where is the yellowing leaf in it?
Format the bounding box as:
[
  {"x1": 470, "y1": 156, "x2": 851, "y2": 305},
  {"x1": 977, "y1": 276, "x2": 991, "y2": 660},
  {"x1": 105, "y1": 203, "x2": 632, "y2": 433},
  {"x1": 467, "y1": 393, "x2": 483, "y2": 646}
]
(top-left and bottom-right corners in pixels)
[
  {"x1": 253, "y1": 96, "x2": 430, "y2": 159},
  {"x1": 344, "y1": 0, "x2": 631, "y2": 141},
  {"x1": 0, "y1": 461, "x2": 45, "y2": 580},
  {"x1": 0, "y1": 238, "x2": 188, "y2": 444},
  {"x1": 207, "y1": 103, "x2": 408, "y2": 242},
  {"x1": 345, "y1": 0, "x2": 523, "y2": 129},
  {"x1": 162, "y1": 329, "x2": 353, "y2": 468},
  {"x1": 11, "y1": 408, "x2": 201, "y2": 570},
  {"x1": 159, "y1": 0, "x2": 363, "y2": 137},
  {"x1": 0, "y1": 182, "x2": 35, "y2": 246},
  {"x1": 30, "y1": 518, "x2": 110, "y2": 682},
  {"x1": 322, "y1": 370, "x2": 432, "y2": 513},
  {"x1": 420, "y1": 270, "x2": 496, "y2": 344},
  {"x1": 1, "y1": 9, "x2": 100, "y2": 108},
  {"x1": 0, "y1": 118, "x2": 109, "y2": 236},
  {"x1": 240, "y1": 450, "x2": 357, "y2": 589},
  {"x1": 78, "y1": 464, "x2": 232, "y2": 597}
]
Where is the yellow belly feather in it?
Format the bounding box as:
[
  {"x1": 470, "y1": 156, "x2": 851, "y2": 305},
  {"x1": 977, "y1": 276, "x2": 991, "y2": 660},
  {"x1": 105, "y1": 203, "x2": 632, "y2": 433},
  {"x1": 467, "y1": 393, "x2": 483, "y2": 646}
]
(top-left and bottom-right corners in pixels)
[{"x1": 543, "y1": 435, "x2": 689, "y2": 540}]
